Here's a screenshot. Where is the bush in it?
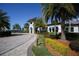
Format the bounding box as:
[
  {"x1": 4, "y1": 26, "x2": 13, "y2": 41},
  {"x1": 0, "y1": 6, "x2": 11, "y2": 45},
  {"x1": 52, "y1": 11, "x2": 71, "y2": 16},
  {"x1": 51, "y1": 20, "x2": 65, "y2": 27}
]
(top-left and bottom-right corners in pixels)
[
  {"x1": 0, "y1": 31, "x2": 11, "y2": 37},
  {"x1": 32, "y1": 34, "x2": 52, "y2": 56},
  {"x1": 49, "y1": 32, "x2": 61, "y2": 39},
  {"x1": 11, "y1": 30, "x2": 22, "y2": 33},
  {"x1": 37, "y1": 35, "x2": 45, "y2": 46},
  {"x1": 65, "y1": 32, "x2": 79, "y2": 40},
  {"x1": 69, "y1": 41, "x2": 79, "y2": 52},
  {"x1": 32, "y1": 46, "x2": 52, "y2": 56},
  {"x1": 45, "y1": 38, "x2": 70, "y2": 55}
]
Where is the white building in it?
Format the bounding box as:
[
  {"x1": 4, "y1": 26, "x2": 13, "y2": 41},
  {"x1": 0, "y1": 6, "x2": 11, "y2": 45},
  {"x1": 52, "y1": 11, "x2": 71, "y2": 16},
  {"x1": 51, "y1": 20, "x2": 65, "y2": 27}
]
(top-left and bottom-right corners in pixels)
[
  {"x1": 47, "y1": 25, "x2": 61, "y2": 34},
  {"x1": 65, "y1": 24, "x2": 79, "y2": 33},
  {"x1": 47, "y1": 23, "x2": 79, "y2": 34}
]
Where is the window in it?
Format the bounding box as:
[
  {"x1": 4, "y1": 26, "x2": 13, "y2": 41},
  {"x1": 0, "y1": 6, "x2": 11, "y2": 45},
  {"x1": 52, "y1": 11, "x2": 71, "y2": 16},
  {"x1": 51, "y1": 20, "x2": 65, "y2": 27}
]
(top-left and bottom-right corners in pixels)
[
  {"x1": 49, "y1": 28, "x2": 51, "y2": 32},
  {"x1": 56, "y1": 27, "x2": 58, "y2": 32},
  {"x1": 65, "y1": 27, "x2": 68, "y2": 32},
  {"x1": 71, "y1": 27, "x2": 74, "y2": 32},
  {"x1": 52, "y1": 27, "x2": 54, "y2": 32}
]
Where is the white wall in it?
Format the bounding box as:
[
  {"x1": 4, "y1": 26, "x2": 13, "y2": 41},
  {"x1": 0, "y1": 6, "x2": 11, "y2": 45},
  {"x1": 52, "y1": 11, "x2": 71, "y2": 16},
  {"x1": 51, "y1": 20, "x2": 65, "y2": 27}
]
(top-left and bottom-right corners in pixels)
[
  {"x1": 47, "y1": 25, "x2": 61, "y2": 34},
  {"x1": 47, "y1": 25, "x2": 79, "y2": 33},
  {"x1": 74, "y1": 26, "x2": 79, "y2": 33}
]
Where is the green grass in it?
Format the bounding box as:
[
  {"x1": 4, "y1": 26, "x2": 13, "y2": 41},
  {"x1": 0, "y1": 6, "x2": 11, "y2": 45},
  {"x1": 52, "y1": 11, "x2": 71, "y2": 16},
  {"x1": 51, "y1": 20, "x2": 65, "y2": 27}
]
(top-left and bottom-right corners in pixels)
[
  {"x1": 37, "y1": 34, "x2": 45, "y2": 46},
  {"x1": 32, "y1": 34, "x2": 52, "y2": 56},
  {"x1": 32, "y1": 46, "x2": 52, "y2": 56}
]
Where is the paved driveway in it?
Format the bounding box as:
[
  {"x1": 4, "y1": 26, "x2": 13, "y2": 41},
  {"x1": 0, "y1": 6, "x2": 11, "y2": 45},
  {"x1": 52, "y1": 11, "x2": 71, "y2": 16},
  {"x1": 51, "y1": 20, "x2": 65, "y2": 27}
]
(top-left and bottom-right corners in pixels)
[{"x1": 0, "y1": 33, "x2": 37, "y2": 56}]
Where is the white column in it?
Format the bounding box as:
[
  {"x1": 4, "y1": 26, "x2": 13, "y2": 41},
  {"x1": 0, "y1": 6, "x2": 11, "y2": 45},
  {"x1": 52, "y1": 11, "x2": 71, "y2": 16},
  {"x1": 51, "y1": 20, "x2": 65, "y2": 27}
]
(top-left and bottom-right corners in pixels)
[
  {"x1": 29, "y1": 22, "x2": 35, "y2": 34},
  {"x1": 32, "y1": 27, "x2": 34, "y2": 34},
  {"x1": 29, "y1": 27, "x2": 31, "y2": 33},
  {"x1": 69, "y1": 20, "x2": 71, "y2": 32}
]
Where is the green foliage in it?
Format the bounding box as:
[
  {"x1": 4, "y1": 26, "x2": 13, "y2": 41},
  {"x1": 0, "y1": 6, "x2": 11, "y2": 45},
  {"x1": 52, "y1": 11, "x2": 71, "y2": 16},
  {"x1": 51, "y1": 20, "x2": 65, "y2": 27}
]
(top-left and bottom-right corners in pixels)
[
  {"x1": 35, "y1": 18, "x2": 45, "y2": 27},
  {"x1": 23, "y1": 23, "x2": 29, "y2": 32},
  {"x1": 51, "y1": 20, "x2": 59, "y2": 25},
  {"x1": 32, "y1": 34, "x2": 52, "y2": 56},
  {"x1": 28, "y1": 17, "x2": 37, "y2": 23},
  {"x1": 69, "y1": 41, "x2": 79, "y2": 52},
  {"x1": 48, "y1": 32, "x2": 56, "y2": 35},
  {"x1": 13, "y1": 24, "x2": 21, "y2": 30},
  {"x1": 37, "y1": 35, "x2": 45, "y2": 46},
  {"x1": 32, "y1": 46, "x2": 52, "y2": 56},
  {"x1": 0, "y1": 31, "x2": 11, "y2": 37},
  {"x1": 42, "y1": 4, "x2": 76, "y2": 40},
  {"x1": 28, "y1": 17, "x2": 45, "y2": 27},
  {"x1": 42, "y1": 4, "x2": 76, "y2": 24},
  {"x1": 24, "y1": 23, "x2": 29, "y2": 28},
  {"x1": 0, "y1": 9, "x2": 10, "y2": 31},
  {"x1": 65, "y1": 32, "x2": 79, "y2": 40}
]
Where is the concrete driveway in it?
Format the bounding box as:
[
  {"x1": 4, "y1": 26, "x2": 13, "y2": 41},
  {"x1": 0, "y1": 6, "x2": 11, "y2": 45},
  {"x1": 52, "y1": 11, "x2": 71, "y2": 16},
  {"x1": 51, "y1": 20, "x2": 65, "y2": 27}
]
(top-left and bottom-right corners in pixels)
[{"x1": 0, "y1": 33, "x2": 37, "y2": 56}]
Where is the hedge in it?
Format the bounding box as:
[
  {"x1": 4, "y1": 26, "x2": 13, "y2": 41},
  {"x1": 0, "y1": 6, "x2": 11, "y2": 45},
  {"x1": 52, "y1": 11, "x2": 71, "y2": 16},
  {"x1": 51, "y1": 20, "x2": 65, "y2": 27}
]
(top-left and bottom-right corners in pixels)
[
  {"x1": 0, "y1": 31, "x2": 11, "y2": 37},
  {"x1": 65, "y1": 32, "x2": 79, "y2": 40}
]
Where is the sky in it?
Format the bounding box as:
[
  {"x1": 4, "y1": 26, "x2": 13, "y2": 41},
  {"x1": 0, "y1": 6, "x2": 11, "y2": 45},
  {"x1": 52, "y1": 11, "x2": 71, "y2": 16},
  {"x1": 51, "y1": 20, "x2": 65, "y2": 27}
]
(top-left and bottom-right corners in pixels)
[{"x1": 0, "y1": 3, "x2": 42, "y2": 29}]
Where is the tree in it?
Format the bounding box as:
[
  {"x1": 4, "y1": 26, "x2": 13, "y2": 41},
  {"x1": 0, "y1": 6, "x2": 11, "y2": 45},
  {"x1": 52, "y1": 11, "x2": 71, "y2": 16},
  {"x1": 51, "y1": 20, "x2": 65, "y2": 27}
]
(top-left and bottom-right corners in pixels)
[
  {"x1": 0, "y1": 9, "x2": 10, "y2": 31},
  {"x1": 28, "y1": 17, "x2": 46, "y2": 33},
  {"x1": 13, "y1": 24, "x2": 21, "y2": 31},
  {"x1": 28, "y1": 17, "x2": 37, "y2": 24},
  {"x1": 28, "y1": 17, "x2": 45, "y2": 27},
  {"x1": 42, "y1": 3, "x2": 76, "y2": 40},
  {"x1": 73, "y1": 4, "x2": 79, "y2": 16},
  {"x1": 35, "y1": 18, "x2": 45, "y2": 27},
  {"x1": 24, "y1": 23, "x2": 29, "y2": 28},
  {"x1": 23, "y1": 23, "x2": 29, "y2": 32}
]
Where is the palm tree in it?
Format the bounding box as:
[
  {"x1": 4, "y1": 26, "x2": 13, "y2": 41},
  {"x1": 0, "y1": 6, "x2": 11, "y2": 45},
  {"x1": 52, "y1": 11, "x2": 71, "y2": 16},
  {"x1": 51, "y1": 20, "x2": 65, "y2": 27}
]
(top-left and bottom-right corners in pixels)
[
  {"x1": 28, "y1": 17, "x2": 37, "y2": 23},
  {"x1": 42, "y1": 3, "x2": 76, "y2": 40},
  {"x1": 35, "y1": 18, "x2": 45, "y2": 27},
  {"x1": 28, "y1": 17, "x2": 46, "y2": 33},
  {"x1": 23, "y1": 23, "x2": 29, "y2": 32},
  {"x1": 24, "y1": 23, "x2": 29, "y2": 28},
  {"x1": 28, "y1": 17, "x2": 45, "y2": 27},
  {"x1": 13, "y1": 24, "x2": 21, "y2": 31},
  {"x1": 73, "y1": 4, "x2": 79, "y2": 16},
  {"x1": 0, "y1": 9, "x2": 10, "y2": 31}
]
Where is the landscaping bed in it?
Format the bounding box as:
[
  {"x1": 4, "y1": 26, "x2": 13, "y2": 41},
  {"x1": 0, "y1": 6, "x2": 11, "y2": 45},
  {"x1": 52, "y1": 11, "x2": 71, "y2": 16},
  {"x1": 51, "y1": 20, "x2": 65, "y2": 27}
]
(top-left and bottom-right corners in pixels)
[
  {"x1": 45, "y1": 38, "x2": 77, "y2": 56},
  {"x1": 32, "y1": 35, "x2": 52, "y2": 56},
  {"x1": 69, "y1": 40, "x2": 79, "y2": 52},
  {"x1": 32, "y1": 46, "x2": 52, "y2": 56},
  {"x1": 32, "y1": 33, "x2": 79, "y2": 56}
]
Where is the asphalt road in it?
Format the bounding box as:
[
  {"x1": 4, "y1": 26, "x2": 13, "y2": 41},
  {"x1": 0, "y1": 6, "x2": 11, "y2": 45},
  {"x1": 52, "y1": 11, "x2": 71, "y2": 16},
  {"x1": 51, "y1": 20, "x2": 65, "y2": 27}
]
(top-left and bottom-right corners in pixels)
[{"x1": 0, "y1": 33, "x2": 37, "y2": 56}]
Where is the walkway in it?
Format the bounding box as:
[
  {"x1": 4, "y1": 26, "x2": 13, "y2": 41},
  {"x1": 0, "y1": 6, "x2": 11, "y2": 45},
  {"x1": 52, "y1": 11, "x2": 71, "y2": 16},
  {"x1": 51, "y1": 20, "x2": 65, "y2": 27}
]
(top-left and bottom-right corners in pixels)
[{"x1": 0, "y1": 33, "x2": 37, "y2": 56}]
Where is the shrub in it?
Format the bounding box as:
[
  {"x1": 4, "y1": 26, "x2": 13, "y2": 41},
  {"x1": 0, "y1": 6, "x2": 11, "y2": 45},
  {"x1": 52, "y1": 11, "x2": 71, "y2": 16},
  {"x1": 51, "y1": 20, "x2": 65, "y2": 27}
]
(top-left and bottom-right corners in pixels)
[
  {"x1": 0, "y1": 31, "x2": 11, "y2": 37},
  {"x1": 49, "y1": 32, "x2": 61, "y2": 39},
  {"x1": 37, "y1": 35, "x2": 45, "y2": 46},
  {"x1": 69, "y1": 41, "x2": 79, "y2": 52},
  {"x1": 45, "y1": 38, "x2": 70, "y2": 55},
  {"x1": 32, "y1": 46, "x2": 52, "y2": 56},
  {"x1": 65, "y1": 32, "x2": 79, "y2": 40}
]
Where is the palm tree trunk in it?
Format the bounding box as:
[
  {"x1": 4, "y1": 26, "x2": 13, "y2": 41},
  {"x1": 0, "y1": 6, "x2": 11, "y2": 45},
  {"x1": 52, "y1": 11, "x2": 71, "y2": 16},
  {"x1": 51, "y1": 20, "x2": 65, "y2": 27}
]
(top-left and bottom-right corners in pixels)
[
  {"x1": 61, "y1": 21, "x2": 66, "y2": 40},
  {"x1": 69, "y1": 20, "x2": 71, "y2": 32},
  {"x1": 61, "y1": 28, "x2": 66, "y2": 40}
]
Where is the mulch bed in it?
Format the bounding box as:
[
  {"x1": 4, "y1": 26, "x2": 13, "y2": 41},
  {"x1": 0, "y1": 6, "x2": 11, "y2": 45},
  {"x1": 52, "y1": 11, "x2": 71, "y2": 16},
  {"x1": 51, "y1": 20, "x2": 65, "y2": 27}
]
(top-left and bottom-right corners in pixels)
[
  {"x1": 45, "y1": 39, "x2": 78, "y2": 56},
  {"x1": 45, "y1": 43, "x2": 62, "y2": 56}
]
